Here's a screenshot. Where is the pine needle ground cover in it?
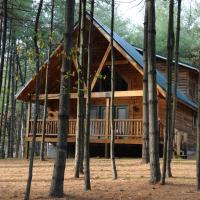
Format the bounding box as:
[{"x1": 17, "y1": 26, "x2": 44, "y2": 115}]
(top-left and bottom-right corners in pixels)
[{"x1": 0, "y1": 158, "x2": 199, "y2": 200}]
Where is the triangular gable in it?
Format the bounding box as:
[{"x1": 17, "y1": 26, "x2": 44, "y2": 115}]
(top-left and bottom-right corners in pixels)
[{"x1": 87, "y1": 14, "x2": 197, "y2": 110}]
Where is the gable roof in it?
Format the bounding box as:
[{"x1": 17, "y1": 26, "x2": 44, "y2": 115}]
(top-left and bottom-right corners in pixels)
[
  {"x1": 90, "y1": 15, "x2": 197, "y2": 110},
  {"x1": 16, "y1": 14, "x2": 197, "y2": 110},
  {"x1": 134, "y1": 46, "x2": 198, "y2": 72}
]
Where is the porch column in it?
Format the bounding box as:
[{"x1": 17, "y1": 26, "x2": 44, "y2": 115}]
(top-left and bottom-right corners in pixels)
[
  {"x1": 176, "y1": 131, "x2": 182, "y2": 157},
  {"x1": 25, "y1": 100, "x2": 32, "y2": 159},
  {"x1": 105, "y1": 97, "x2": 110, "y2": 158}
]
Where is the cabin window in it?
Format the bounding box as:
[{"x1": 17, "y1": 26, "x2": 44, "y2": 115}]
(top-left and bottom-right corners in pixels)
[
  {"x1": 91, "y1": 105, "x2": 128, "y2": 119},
  {"x1": 189, "y1": 79, "x2": 198, "y2": 100},
  {"x1": 93, "y1": 66, "x2": 128, "y2": 92},
  {"x1": 193, "y1": 113, "x2": 197, "y2": 128},
  {"x1": 115, "y1": 106, "x2": 128, "y2": 119},
  {"x1": 90, "y1": 106, "x2": 106, "y2": 119}
]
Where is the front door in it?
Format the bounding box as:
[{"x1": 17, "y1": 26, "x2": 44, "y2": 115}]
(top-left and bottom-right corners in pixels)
[
  {"x1": 115, "y1": 106, "x2": 128, "y2": 119},
  {"x1": 114, "y1": 106, "x2": 128, "y2": 136},
  {"x1": 90, "y1": 106, "x2": 106, "y2": 136}
]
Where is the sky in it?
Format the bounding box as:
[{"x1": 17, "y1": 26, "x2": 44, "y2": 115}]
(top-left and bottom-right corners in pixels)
[
  {"x1": 117, "y1": 0, "x2": 145, "y2": 25},
  {"x1": 117, "y1": 0, "x2": 194, "y2": 25}
]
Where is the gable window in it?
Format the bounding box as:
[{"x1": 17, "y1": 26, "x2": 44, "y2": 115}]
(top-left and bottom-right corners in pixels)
[{"x1": 93, "y1": 66, "x2": 128, "y2": 92}]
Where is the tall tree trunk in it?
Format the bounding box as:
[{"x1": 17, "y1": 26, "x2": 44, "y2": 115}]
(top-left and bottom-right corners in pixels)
[
  {"x1": 161, "y1": 0, "x2": 174, "y2": 185},
  {"x1": 142, "y1": 0, "x2": 149, "y2": 164},
  {"x1": 147, "y1": 0, "x2": 161, "y2": 183},
  {"x1": 8, "y1": 40, "x2": 17, "y2": 158},
  {"x1": 0, "y1": 0, "x2": 8, "y2": 93},
  {"x1": 0, "y1": 38, "x2": 12, "y2": 158},
  {"x1": 74, "y1": 1, "x2": 82, "y2": 179},
  {"x1": 24, "y1": 1, "x2": 43, "y2": 199},
  {"x1": 74, "y1": 0, "x2": 86, "y2": 178},
  {"x1": 0, "y1": 18, "x2": 3, "y2": 54},
  {"x1": 16, "y1": 102, "x2": 24, "y2": 158},
  {"x1": 40, "y1": 0, "x2": 55, "y2": 161},
  {"x1": 167, "y1": 0, "x2": 182, "y2": 178},
  {"x1": 197, "y1": 62, "x2": 200, "y2": 190},
  {"x1": 84, "y1": 0, "x2": 94, "y2": 191},
  {"x1": 110, "y1": 0, "x2": 117, "y2": 180},
  {"x1": 49, "y1": 0, "x2": 75, "y2": 197},
  {"x1": 0, "y1": 22, "x2": 11, "y2": 146}
]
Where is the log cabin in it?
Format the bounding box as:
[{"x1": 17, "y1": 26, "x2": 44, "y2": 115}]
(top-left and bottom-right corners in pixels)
[{"x1": 16, "y1": 15, "x2": 198, "y2": 158}]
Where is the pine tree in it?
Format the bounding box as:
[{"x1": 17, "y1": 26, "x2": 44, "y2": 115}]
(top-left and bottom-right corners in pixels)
[
  {"x1": 84, "y1": 0, "x2": 94, "y2": 191},
  {"x1": 24, "y1": 0, "x2": 43, "y2": 199},
  {"x1": 0, "y1": 0, "x2": 8, "y2": 93},
  {"x1": 110, "y1": 0, "x2": 117, "y2": 180},
  {"x1": 161, "y1": 0, "x2": 174, "y2": 185},
  {"x1": 147, "y1": 0, "x2": 161, "y2": 183},
  {"x1": 168, "y1": 0, "x2": 182, "y2": 177},
  {"x1": 49, "y1": 0, "x2": 75, "y2": 197},
  {"x1": 40, "y1": 0, "x2": 55, "y2": 161},
  {"x1": 142, "y1": 0, "x2": 149, "y2": 164},
  {"x1": 74, "y1": 0, "x2": 86, "y2": 178}
]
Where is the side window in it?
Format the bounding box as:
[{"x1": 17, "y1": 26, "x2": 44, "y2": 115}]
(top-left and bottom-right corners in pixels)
[
  {"x1": 192, "y1": 113, "x2": 197, "y2": 128},
  {"x1": 189, "y1": 79, "x2": 198, "y2": 101}
]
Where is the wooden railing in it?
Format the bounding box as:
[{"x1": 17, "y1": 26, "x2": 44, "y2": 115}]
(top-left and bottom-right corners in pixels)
[
  {"x1": 28, "y1": 118, "x2": 164, "y2": 139},
  {"x1": 114, "y1": 119, "x2": 142, "y2": 137}
]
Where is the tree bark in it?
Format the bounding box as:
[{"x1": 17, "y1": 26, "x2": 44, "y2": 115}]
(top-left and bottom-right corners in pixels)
[
  {"x1": 0, "y1": 34, "x2": 13, "y2": 159},
  {"x1": 0, "y1": 22, "x2": 11, "y2": 146},
  {"x1": 167, "y1": 0, "x2": 182, "y2": 178},
  {"x1": 24, "y1": 1, "x2": 43, "y2": 199},
  {"x1": 161, "y1": 0, "x2": 174, "y2": 185},
  {"x1": 110, "y1": 0, "x2": 117, "y2": 180},
  {"x1": 49, "y1": 0, "x2": 75, "y2": 197},
  {"x1": 0, "y1": 0, "x2": 8, "y2": 93},
  {"x1": 74, "y1": 0, "x2": 86, "y2": 178},
  {"x1": 142, "y1": 0, "x2": 149, "y2": 164},
  {"x1": 40, "y1": 0, "x2": 55, "y2": 161},
  {"x1": 0, "y1": 18, "x2": 3, "y2": 54},
  {"x1": 197, "y1": 61, "x2": 200, "y2": 190},
  {"x1": 84, "y1": 0, "x2": 94, "y2": 191},
  {"x1": 7, "y1": 40, "x2": 17, "y2": 158},
  {"x1": 147, "y1": 0, "x2": 161, "y2": 183}
]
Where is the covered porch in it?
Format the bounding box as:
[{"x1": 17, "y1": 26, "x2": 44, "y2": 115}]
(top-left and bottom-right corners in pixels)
[
  {"x1": 25, "y1": 90, "x2": 165, "y2": 144},
  {"x1": 26, "y1": 118, "x2": 164, "y2": 145}
]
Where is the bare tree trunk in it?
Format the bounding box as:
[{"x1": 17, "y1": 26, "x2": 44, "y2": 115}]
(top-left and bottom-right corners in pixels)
[
  {"x1": 0, "y1": 0, "x2": 8, "y2": 93},
  {"x1": 167, "y1": 0, "x2": 182, "y2": 178},
  {"x1": 0, "y1": 34, "x2": 13, "y2": 159},
  {"x1": 0, "y1": 18, "x2": 3, "y2": 54},
  {"x1": 49, "y1": 0, "x2": 75, "y2": 197},
  {"x1": 147, "y1": 0, "x2": 161, "y2": 183},
  {"x1": 197, "y1": 64, "x2": 200, "y2": 190},
  {"x1": 74, "y1": 1, "x2": 82, "y2": 179},
  {"x1": 24, "y1": 1, "x2": 43, "y2": 199},
  {"x1": 161, "y1": 0, "x2": 174, "y2": 185},
  {"x1": 84, "y1": 0, "x2": 94, "y2": 191},
  {"x1": 8, "y1": 40, "x2": 17, "y2": 158},
  {"x1": 110, "y1": 0, "x2": 117, "y2": 180},
  {"x1": 16, "y1": 103, "x2": 24, "y2": 158},
  {"x1": 40, "y1": 0, "x2": 55, "y2": 161},
  {"x1": 0, "y1": 22, "x2": 11, "y2": 146},
  {"x1": 142, "y1": 0, "x2": 149, "y2": 164},
  {"x1": 75, "y1": 0, "x2": 86, "y2": 178}
]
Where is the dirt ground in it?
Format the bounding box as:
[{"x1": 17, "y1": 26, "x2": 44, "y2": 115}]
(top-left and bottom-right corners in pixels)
[{"x1": 0, "y1": 158, "x2": 199, "y2": 200}]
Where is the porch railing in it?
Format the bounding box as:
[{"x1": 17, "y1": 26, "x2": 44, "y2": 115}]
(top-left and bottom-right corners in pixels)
[{"x1": 28, "y1": 118, "x2": 164, "y2": 139}]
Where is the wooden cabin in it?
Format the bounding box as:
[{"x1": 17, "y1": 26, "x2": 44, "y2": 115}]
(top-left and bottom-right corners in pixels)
[{"x1": 16, "y1": 15, "x2": 198, "y2": 157}]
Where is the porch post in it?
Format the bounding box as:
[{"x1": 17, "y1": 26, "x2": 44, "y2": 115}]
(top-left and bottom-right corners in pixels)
[
  {"x1": 24, "y1": 100, "x2": 32, "y2": 159},
  {"x1": 176, "y1": 131, "x2": 182, "y2": 156},
  {"x1": 105, "y1": 98, "x2": 110, "y2": 158}
]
